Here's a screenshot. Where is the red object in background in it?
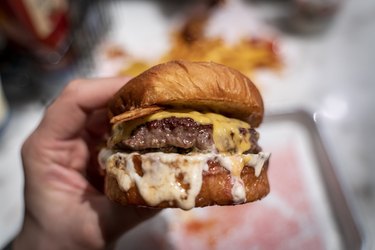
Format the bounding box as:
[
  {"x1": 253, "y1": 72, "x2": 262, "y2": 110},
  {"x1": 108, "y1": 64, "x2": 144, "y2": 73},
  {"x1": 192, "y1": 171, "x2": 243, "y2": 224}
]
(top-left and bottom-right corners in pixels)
[{"x1": 0, "y1": 0, "x2": 70, "y2": 63}]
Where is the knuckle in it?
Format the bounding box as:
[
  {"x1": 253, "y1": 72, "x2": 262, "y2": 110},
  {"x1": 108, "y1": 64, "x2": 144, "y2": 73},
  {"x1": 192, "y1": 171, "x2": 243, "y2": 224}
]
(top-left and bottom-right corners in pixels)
[
  {"x1": 43, "y1": 78, "x2": 88, "y2": 122},
  {"x1": 60, "y1": 79, "x2": 85, "y2": 99},
  {"x1": 62, "y1": 80, "x2": 79, "y2": 95}
]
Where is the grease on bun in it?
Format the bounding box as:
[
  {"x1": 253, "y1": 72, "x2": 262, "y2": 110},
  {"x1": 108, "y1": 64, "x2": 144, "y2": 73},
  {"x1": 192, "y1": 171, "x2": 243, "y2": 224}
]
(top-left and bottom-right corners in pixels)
[{"x1": 100, "y1": 60, "x2": 270, "y2": 210}]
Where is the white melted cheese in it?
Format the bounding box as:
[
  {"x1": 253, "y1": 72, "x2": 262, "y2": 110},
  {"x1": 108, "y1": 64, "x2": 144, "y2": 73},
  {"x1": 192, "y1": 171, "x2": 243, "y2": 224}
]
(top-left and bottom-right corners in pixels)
[
  {"x1": 214, "y1": 153, "x2": 270, "y2": 204},
  {"x1": 102, "y1": 151, "x2": 270, "y2": 210},
  {"x1": 231, "y1": 178, "x2": 246, "y2": 204},
  {"x1": 249, "y1": 152, "x2": 271, "y2": 177},
  {"x1": 98, "y1": 148, "x2": 114, "y2": 170}
]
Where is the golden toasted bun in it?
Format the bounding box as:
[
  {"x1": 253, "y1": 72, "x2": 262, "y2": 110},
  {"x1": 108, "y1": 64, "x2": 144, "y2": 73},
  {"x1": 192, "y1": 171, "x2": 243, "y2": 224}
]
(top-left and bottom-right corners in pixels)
[
  {"x1": 104, "y1": 155, "x2": 269, "y2": 209},
  {"x1": 108, "y1": 60, "x2": 264, "y2": 127}
]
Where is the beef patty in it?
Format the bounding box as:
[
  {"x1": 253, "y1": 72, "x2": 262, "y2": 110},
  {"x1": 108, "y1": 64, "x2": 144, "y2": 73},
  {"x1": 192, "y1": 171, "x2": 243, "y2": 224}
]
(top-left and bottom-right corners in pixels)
[{"x1": 115, "y1": 117, "x2": 261, "y2": 154}]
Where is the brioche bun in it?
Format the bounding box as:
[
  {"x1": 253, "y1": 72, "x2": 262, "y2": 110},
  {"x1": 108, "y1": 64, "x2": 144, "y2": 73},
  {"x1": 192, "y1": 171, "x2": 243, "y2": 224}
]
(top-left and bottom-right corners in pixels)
[{"x1": 108, "y1": 60, "x2": 264, "y2": 127}]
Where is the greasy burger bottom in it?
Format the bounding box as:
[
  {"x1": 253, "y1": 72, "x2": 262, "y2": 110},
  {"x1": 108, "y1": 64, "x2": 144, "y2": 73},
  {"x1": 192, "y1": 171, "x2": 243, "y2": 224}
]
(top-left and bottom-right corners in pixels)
[{"x1": 100, "y1": 110, "x2": 270, "y2": 210}]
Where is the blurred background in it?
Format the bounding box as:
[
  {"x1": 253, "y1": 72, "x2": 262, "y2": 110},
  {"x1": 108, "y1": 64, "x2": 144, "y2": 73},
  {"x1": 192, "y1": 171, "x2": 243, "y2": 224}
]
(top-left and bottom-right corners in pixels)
[{"x1": 0, "y1": 0, "x2": 374, "y2": 249}]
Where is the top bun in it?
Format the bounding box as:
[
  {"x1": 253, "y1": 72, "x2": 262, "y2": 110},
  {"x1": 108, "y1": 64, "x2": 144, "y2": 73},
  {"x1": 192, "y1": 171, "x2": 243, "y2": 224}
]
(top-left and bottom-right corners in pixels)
[{"x1": 108, "y1": 60, "x2": 264, "y2": 127}]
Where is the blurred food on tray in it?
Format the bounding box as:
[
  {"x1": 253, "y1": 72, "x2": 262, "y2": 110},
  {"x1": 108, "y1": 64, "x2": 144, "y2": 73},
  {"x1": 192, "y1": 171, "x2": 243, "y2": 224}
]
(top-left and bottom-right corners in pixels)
[{"x1": 114, "y1": 0, "x2": 282, "y2": 77}]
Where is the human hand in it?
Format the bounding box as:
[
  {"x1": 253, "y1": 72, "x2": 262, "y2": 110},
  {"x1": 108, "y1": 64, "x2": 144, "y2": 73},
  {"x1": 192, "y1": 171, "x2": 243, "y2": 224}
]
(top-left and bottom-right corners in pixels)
[{"x1": 14, "y1": 78, "x2": 158, "y2": 250}]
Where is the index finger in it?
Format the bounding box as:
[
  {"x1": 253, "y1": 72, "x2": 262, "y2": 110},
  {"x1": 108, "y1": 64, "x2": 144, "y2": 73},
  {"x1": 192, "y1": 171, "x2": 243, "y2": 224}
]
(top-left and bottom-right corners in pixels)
[{"x1": 38, "y1": 77, "x2": 130, "y2": 140}]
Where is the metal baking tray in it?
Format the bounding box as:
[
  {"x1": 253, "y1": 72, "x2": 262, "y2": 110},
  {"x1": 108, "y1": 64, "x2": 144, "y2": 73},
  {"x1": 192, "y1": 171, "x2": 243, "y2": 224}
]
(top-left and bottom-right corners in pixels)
[
  {"x1": 264, "y1": 110, "x2": 363, "y2": 250},
  {"x1": 115, "y1": 110, "x2": 363, "y2": 250}
]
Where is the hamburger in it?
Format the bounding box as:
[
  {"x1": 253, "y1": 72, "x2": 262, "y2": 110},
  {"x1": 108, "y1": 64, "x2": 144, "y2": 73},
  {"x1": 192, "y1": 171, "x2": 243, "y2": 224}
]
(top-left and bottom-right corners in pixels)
[{"x1": 99, "y1": 60, "x2": 270, "y2": 210}]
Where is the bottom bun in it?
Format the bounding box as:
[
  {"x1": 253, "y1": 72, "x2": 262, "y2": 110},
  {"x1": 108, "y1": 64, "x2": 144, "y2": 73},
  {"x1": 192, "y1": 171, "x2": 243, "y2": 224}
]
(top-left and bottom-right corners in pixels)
[{"x1": 104, "y1": 152, "x2": 270, "y2": 210}]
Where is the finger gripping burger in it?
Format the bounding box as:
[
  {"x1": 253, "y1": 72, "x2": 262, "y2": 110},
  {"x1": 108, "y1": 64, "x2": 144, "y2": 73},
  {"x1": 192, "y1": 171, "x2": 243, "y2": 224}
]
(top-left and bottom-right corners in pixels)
[{"x1": 100, "y1": 60, "x2": 270, "y2": 210}]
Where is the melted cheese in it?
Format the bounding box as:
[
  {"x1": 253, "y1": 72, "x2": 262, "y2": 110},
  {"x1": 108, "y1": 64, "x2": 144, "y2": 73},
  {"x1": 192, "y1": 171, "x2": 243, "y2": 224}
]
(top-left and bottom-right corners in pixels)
[
  {"x1": 109, "y1": 110, "x2": 252, "y2": 154},
  {"x1": 98, "y1": 148, "x2": 114, "y2": 170},
  {"x1": 103, "y1": 151, "x2": 270, "y2": 210},
  {"x1": 215, "y1": 153, "x2": 270, "y2": 204}
]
